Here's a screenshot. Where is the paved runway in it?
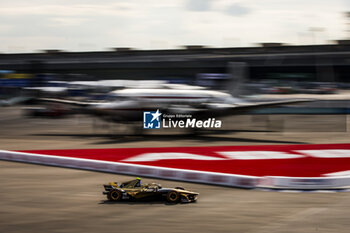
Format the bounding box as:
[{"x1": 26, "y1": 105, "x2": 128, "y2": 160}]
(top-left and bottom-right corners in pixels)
[{"x1": 1, "y1": 105, "x2": 350, "y2": 232}]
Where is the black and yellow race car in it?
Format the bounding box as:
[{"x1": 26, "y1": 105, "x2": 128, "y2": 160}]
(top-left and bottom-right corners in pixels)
[{"x1": 103, "y1": 178, "x2": 198, "y2": 203}]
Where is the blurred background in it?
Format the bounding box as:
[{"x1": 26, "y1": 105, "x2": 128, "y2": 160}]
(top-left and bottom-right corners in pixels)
[{"x1": 1, "y1": 2, "x2": 350, "y2": 143}]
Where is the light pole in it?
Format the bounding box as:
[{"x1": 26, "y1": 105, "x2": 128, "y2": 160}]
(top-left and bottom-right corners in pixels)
[
  {"x1": 346, "y1": 12, "x2": 350, "y2": 39},
  {"x1": 309, "y1": 27, "x2": 325, "y2": 45}
]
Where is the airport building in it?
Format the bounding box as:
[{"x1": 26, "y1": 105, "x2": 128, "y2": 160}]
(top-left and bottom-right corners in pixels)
[{"x1": 1, "y1": 42, "x2": 350, "y2": 83}]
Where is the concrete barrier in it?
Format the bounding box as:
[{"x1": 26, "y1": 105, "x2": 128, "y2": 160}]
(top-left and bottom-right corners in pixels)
[
  {"x1": 259, "y1": 176, "x2": 350, "y2": 189},
  {"x1": 1, "y1": 149, "x2": 350, "y2": 190},
  {"x1": 0, "y1": 150, "x2": 258, "y2": 188}
]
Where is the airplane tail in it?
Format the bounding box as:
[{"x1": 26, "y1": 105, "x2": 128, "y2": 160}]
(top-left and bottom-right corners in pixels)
[{"x1": 227, "y1": 62, "x2": 249, "y2": 97}]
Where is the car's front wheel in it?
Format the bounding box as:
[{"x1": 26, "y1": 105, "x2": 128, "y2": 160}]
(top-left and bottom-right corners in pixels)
[
  {"x1": 167, "y1": 191, "x2": 180, "y2": 203},
  {"x1": 107, "y1": 190, "x2": 122, "y2": 201}
]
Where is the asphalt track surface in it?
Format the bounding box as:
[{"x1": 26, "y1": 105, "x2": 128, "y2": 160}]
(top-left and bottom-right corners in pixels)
[
  {"x1": 2, "y1": 160, "x2": 350, "y2": 233},
  {"x1": 1, "y1": 105, "x2": 350, "y2": 232}
]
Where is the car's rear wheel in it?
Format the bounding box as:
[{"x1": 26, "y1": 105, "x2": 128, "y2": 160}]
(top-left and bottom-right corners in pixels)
[
  {"x1": 167, "y1": 191, "x2": 180, "y2": 203},
  {"x1": 108, "y1": 190, "x2": 122, "y2": 201}
]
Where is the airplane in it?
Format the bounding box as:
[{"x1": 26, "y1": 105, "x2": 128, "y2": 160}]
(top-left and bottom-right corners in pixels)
[
  {"x1": 40, "y1": 86, "x2": 310, "y2": 120},
  {"x1": 38, "y1": 69, "x2": 312, "y2": 129}
]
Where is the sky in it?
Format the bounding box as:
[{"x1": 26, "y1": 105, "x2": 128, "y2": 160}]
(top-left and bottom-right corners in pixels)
[{"x1": 0, "y1": 0, "x2": 349, "y2": 53}]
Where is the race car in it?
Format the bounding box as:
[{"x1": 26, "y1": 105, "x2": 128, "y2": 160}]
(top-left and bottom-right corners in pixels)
[{"x1": 103, "y1": 177, "x2": 199, "y2": 203}]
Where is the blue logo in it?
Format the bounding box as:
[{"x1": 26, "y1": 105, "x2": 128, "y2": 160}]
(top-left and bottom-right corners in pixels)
[{"x1": 143, "y1": 109, "x2": 162, "y2": 129}]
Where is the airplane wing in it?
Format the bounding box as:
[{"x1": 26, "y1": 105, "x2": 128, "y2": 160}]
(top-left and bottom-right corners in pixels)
[
  {"x1": 37, "y1": 97, "x2": 313, "y2": 122},
  {"x1": 233, "y1": 98, "x2": 313, "y2": 110},
  {"x1": 38, "y1": 98, "x2": 99, "y2": 106},
  {"x1": 199, "y1": 98, "x2": 313, "y2": 118}
]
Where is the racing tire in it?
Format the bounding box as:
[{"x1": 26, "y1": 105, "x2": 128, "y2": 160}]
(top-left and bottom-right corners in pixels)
[
  {"x1": 107, "y1": 189, "x2": 122, "y2": 202},
  {"x1": 167, "y1": 191, "x2": 180, "y2": 203}
]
